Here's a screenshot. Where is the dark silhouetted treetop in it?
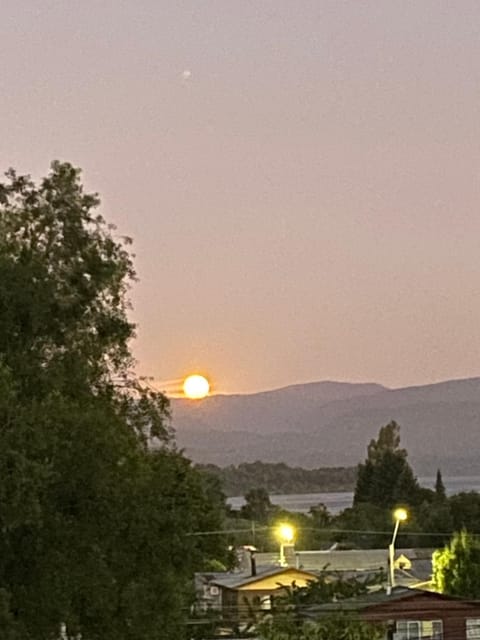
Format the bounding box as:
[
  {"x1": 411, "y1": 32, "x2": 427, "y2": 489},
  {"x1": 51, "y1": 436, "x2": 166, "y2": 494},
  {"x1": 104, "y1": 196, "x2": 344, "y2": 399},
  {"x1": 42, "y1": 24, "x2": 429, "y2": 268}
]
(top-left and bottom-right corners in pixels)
[
  {"x1": 435, "y1": 468, "x2": 446, "y2": 501},
  {"x1": 0, "y1": 163, "x2": 135, "y2": 387},
  {"x1": 354, "y1": 421, "x2": 420, "y2": 509},
  {"x1": 241, "y1": 487, "x2": 274, "y2": 523}
]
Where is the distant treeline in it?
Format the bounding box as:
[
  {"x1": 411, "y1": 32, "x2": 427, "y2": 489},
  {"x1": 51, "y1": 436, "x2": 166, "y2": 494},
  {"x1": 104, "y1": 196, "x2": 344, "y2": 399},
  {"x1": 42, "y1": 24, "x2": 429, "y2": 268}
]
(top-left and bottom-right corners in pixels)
[{"x1": 196, "y1": 461, "x2": 357, "y2": 496}]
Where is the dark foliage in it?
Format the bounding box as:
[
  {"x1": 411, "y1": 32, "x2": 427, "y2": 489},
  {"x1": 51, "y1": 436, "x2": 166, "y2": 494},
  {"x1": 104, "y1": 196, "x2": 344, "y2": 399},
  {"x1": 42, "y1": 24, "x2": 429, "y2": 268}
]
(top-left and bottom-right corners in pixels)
[
  {"x1": 0, "y1": 163, "x2": 227, "y2": 639},
  {"x1": 196, "y1": 461, "x2": 357, "y2": 496},
  {"x1": 354, "y1": 421, "x2": 421, "y2": 509}
]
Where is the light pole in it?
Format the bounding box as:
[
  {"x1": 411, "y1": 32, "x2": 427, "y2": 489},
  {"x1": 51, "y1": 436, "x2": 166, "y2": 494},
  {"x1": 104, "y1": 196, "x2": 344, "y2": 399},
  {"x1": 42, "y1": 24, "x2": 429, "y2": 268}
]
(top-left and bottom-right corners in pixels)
[
  {"x1": 277, "y1": 523, "x2": 294, "y2": 566},
  {"x1": 388, "y1": 507, "x2": 408, "y2": 591}
]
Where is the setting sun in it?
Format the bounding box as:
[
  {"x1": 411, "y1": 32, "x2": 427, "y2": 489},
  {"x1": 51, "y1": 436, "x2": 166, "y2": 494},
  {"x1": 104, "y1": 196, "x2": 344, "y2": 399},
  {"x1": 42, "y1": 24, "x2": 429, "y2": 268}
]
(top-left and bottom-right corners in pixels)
[{"x1": 183, "y1": 374, "x2": 210, "y2": 399}]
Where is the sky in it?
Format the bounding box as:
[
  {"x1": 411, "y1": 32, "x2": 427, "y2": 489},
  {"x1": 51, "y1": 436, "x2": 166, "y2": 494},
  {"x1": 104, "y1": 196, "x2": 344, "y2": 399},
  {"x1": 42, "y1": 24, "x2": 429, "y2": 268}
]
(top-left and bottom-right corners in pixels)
[{"x1": 1, "y1": 1, "x2": 480, "y2": 394}]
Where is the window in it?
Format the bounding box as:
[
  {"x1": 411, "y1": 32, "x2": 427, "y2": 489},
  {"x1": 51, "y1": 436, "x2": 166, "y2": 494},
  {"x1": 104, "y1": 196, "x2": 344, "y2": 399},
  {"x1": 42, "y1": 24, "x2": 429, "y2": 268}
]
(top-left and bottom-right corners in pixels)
[
  {"x1": 467, "y1": 618, "x2": 480, "y2": 639},
  {"x1": 394, "y1": 620, "x2": 443, "y2": 640}
]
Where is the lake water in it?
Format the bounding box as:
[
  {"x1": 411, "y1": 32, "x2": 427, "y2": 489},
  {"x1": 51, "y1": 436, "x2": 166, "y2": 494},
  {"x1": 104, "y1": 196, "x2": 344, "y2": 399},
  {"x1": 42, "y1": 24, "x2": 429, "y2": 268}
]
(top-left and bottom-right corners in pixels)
[{"x1": 227, "y1": 476, "x2": 480, "y2": 515}]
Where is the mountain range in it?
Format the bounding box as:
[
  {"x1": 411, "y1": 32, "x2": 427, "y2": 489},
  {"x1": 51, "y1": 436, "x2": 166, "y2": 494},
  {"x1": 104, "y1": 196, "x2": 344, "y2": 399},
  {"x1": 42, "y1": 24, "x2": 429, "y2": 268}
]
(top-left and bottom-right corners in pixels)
[{"x1": 170, "y1": 377, "x2": 480, "y2": 475}]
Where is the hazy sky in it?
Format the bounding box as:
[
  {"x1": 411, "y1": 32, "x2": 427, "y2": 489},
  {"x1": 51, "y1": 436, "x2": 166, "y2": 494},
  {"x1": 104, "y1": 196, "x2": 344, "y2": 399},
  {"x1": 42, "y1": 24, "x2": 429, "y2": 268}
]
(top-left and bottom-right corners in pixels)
[{"x1": 2, "y1": 1, "x2": 480, "y2": 393}]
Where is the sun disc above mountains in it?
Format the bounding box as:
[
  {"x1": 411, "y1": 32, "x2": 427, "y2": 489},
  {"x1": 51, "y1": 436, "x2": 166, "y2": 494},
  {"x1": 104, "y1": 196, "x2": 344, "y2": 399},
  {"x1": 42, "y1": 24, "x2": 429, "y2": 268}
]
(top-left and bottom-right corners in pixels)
[{"x1": 182, "y1": 374, "x2": 210, "y2": 399}]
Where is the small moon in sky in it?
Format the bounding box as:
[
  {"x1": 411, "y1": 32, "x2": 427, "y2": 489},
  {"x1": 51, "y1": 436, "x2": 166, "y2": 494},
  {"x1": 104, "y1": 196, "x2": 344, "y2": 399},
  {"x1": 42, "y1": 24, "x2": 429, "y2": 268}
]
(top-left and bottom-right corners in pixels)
[{"x1": 181, "y1": 70, "x2": 192, "y2": 80}]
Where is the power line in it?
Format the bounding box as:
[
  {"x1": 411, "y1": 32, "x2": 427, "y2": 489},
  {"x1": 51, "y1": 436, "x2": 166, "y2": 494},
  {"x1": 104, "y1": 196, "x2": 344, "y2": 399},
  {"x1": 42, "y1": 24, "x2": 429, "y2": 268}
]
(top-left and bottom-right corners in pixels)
[{"x1": 186, "y1": 524, "x2": 480, "y2": 538}]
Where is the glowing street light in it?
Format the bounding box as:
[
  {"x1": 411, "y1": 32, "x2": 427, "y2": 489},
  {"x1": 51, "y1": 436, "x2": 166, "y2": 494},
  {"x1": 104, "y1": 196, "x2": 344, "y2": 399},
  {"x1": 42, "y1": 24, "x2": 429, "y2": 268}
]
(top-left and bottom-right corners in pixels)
[
  {"x1": 276, "y1": 523, "x2": 295, "y2": 566},
  {"x1": 389, "y1": 508, "x2": 408, "y2": 590}
]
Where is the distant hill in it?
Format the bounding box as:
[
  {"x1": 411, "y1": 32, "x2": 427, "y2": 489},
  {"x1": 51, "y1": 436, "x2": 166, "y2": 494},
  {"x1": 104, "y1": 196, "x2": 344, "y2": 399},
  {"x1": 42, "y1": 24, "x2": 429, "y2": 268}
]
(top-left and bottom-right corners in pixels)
[{"x1": 171, "y1": 378, "x2": 480, "y2": 475}]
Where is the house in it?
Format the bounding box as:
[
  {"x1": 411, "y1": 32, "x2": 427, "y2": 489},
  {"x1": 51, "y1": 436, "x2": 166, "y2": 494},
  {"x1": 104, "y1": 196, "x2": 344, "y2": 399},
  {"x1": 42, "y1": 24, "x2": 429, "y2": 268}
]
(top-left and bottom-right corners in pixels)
[
  {"x1": 303, "y1": 586, "x2": 480, "y2": 639},
  {"x1": 195, "y1": 564, "x2": 318, "y2": 620}
]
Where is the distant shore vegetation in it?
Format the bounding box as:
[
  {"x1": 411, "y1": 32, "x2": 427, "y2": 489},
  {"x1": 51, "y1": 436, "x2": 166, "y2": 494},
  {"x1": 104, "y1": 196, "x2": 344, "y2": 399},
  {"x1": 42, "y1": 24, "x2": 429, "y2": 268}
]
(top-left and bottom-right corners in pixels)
[{"x1": 195, "y1": 461, "x2": 357, "y2": 496}]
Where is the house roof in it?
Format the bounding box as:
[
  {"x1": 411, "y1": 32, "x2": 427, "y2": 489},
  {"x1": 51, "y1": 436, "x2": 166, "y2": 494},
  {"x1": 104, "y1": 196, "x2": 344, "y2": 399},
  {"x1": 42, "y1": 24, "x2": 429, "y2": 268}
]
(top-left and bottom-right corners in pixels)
[
  {"x1": 301, "y1": 587, "x2": 480, "y2": 619},
  {"x1": 206, "y1": 565, "x2": 318, "y2": 590},
  {"x1": 293, "y1": 548, "x2": 433, "y2": 572},
  {"x1": 197, "y1": 547, "x2": 434, "y2": 596},
  {"x1": 253, "y1": 548, "x2": 432, "y2": 588}
]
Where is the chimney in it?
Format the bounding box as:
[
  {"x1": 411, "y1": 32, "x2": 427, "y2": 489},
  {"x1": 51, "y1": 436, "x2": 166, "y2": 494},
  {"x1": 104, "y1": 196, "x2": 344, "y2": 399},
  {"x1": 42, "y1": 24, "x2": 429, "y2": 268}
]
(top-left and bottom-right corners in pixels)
[
  {"x1": 250, "y1": 551, "x2": 257, "y2": 576},
  {"x1": 237, "y1": 545, "x2": 257, "y2": 574}
]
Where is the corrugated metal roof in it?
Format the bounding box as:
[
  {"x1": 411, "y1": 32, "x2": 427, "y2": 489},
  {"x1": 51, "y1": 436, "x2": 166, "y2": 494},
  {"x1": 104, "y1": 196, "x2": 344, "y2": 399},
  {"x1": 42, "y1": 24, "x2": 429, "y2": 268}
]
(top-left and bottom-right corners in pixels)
[
  {"x1": 298, "y1": 548, "x2": 432, "y2": 569},
  {"x1": 196, "y1": 548, "x2": 433, "y2": 593},
  {"x1": 253, "y1": 548, "x2": 433, "y2": 571}
]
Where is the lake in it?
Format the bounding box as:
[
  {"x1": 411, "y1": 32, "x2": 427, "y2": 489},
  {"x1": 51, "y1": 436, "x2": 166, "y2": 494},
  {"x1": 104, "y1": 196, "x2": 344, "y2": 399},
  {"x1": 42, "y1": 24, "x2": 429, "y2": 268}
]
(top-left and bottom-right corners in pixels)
[{"x1": 226, "y1": 476, "x2": 480, "y2": 515}]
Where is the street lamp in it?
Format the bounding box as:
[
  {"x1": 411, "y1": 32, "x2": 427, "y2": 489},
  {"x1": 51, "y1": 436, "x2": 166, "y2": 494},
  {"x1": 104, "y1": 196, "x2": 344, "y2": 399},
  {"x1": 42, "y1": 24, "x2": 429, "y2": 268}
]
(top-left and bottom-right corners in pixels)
[
  {"x1": 388, "y1": 507, "x2": 408, "y2": 591},
  {"x1": 277, "y1": 523, "x2": 295, "y2": 566}
]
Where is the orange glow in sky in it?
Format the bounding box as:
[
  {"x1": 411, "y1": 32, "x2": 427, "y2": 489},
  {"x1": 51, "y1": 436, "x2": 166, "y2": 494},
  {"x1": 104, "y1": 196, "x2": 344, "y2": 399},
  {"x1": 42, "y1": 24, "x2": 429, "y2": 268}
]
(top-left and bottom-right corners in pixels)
[{"x1": 5, "y1": 3, "x2": 480, "y2": 394}]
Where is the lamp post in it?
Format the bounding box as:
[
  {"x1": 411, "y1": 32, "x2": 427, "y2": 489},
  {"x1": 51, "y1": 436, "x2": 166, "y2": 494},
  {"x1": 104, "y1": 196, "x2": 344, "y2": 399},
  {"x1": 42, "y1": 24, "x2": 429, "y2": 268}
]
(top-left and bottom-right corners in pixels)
[
  {"x1": 388, "y1": 508, "x2": 408, "y2": 591},
  {"x1": 277, "y1": 523, "x2": 294, "y2": 566}
]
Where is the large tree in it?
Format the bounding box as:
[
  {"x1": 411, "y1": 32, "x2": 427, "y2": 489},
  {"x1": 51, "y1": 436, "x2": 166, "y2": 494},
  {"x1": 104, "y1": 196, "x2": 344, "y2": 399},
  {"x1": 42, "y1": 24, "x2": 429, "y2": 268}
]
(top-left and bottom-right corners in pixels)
[
  {"x1": 0, "y1": 162, "x2": 226, "y2": 639},
  {"x1": 353, "y1": 421, "x2": 420, "y2": 509},
  {"x1": 241, "y1": 487, "x2": 275, "y2": 523}
]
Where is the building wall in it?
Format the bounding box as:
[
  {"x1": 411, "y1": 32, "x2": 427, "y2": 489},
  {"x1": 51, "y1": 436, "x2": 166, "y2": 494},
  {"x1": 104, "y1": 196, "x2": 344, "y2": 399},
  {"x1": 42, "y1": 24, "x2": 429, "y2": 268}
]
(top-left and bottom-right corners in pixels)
[
  {"x1": 362, "y1": 594, "x2": 480, "y2": 640},
  {"x1": 236, "y1": 570, "x2": 314, "y2": 591}
]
